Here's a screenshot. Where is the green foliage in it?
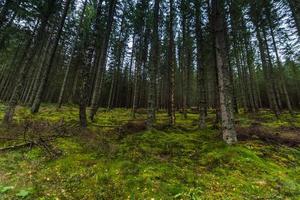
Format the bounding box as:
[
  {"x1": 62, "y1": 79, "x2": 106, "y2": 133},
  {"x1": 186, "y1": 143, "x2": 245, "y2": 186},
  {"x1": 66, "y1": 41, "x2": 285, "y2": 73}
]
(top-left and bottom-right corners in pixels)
[
  {"x1": 0, "y1": 186, "x2": 14, "y2": 194},
  {"x1": 16, "y1": 188, "x2": 33, "y2": 198}
]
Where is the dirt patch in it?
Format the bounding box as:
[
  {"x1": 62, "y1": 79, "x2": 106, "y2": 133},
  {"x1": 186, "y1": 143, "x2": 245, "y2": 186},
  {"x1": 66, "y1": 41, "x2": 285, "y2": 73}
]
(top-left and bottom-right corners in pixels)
[
  {"x1": 122, "y1": 120, "x2": 146, "y2": 132},
  {"x1": 277, "y1": 125, "x2": 300, "y2": 132},
  {"x1": 236, "y1": 124, "x2": 300, "y2": 147},
  {"x1": 117, "y1": 120, "x2": 147, "y2": 139}
]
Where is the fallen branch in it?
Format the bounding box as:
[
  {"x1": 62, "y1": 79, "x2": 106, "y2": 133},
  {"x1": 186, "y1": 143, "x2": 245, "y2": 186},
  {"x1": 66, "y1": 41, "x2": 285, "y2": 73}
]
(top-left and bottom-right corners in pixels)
[
  {"x1": 0, "y1": 137, "x2": 24, "y2": 141},
  {"x1": 0, "y1": 142, "x2": 36, "y2": 152},
  {"x1": 0, "y1": 132, "x2": 73, "y2": 153},
  {"x1": 91, "y1": 124, "x2": 121, "y2": 128}
]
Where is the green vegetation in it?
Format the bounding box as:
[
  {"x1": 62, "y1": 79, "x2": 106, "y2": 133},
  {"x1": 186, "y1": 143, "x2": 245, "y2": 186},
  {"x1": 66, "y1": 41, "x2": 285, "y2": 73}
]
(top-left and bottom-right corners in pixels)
[
  {"x1": 1, "y1": 0, "x2": 300, "y2": 198},
  {"x1": 0, "y1": 105, "x2": 299, "y2": 199}
]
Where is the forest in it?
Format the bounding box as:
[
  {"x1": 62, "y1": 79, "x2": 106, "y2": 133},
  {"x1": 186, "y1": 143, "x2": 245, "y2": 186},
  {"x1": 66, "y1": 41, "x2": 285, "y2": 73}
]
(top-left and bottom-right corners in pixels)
[{"x1": 0, "y1": 0, "x2": 300, "y2": 199}]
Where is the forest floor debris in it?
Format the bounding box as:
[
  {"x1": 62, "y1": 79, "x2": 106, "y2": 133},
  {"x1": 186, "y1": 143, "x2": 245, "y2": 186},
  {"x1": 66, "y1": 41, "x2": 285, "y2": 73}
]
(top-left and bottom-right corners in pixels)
[{"x1": 236, "y1": 124, "x2": 300, "y2": 146}]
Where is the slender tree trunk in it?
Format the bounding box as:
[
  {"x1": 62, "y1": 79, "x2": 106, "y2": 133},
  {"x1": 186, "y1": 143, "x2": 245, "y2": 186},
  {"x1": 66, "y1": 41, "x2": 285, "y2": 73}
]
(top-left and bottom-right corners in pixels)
[
  {"x1": 31, "y1": 0, "x2": 72, "y2": 113},
  {"x1": 132, "y1": 45, "x2": 142, "y2": 119},
  {"x1": 262, "y1": 30, "x2": 282, "y2": 111},
  {"x1": 28, "y1": 36, "x2": 52, "y2": 106},
  {"x1": 287, "y1": 0, "x2": 300, "y2": 37},
  {"x1": 107, "y1": 67, "x2": 116, "y2": 110},
  {"x1": 212, "y1": 0, "x2": 237, "y2": 144},
  {"x1": 240, "y1": 45, "x2": 255, "y2": 112},
  {"x1": 0, "y1": 0, "x2": 11, "y2": 29},
  {"x1": 261, "y1": 26, "x2": 281, "y2": 115},
  {"x1": 71, "y1": 69, "x2": 79, "y2": 102},
  {"x1": 88, "y1": 0, "x2": 104, "y2": 105},
  {"x1": 126, "y1": 35, "x2": 136, "y2": 108},
  {"x1": 57, "y1": 0, "x2": 87, "y2": 108},
  {"x1": 229, "y1": 4, "x2": 248, "y2": 112},
  {"x1": 0, "y1": 12, "x2": 16, "y2": 52},
  {"x1": 243, "y1": 33, "x2": 258, "y2": 111},
  {"x1": 195, "y1": 0, "x2": 206, "y2": 128},
  {"x1": 168, "y1": 0, "x2": 176, "y2": 125},
  {"x1": 250, "y1": 4, "x2": 280, "y2": 116},
  {"x1": 89, "y1": 0, "x2": 117, "y2": 121},
  {"x1": 2, "y1": 24, "x2": 37, "y2": 124},
  {"x1": 78, "y1": 47, "x2": 92, "y2": 128},
  {"x1": 180, "y1": 4, "x2": 188, "y2": 119},
  {"x1": 0, "y1": 43, "x2": 20, "y2": 93},
  {"x1": 147, "y1": 0, "x2": 160, "y2": 127},
  {"x1": 268, "y1": 14, "x2": 294, "y2": 115},
  {"x1": 22, "y1": 66, "x2": 36, "y2": 103}
]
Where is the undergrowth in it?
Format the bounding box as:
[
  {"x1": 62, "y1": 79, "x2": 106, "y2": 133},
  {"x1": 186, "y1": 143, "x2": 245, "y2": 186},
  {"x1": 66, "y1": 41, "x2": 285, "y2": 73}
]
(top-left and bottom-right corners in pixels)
[{"x1": 0, "y1": 104, "x2": 299, "y2": 199}]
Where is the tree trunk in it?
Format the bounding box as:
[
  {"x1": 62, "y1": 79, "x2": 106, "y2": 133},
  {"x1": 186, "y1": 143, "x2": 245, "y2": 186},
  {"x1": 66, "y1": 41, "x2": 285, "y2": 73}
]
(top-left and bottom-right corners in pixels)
[
  {"x1": 195, "y1": 0, "x2": 206, "y2": 128},
  {"x1": 147, "y1": 0, "x2": 160, "y2": 127},
  {"x1": 28, "y1": 36, "x2": 52, "y2": 106},
  {"x1": 89, "y1": 0, "x2": 117, "y2": 121},
  {"x1": 267, "y1": 11, "x2": 294, "y2": 115},
  {"x1": 2, "y1": 24, "x2": 38, "y2": 124},
  {"x1": 287, "y1": 0, "x2": 300, "y2": 37},
  {"x1": 168, "y1": 0, "x2": 176, "y2": 125},
  {"x1": 180, "y1": 2, "x2": 188, "y2": 119},
  {"x1": 126, "y1": 35, "x2": 136, "y2": 108},
  {"x1": 132, "y1": 43, "x2": 142, "y2": 119},
  {"x1": 257, "y1": 28, "x2": 279, "y2": 115},
  {"x1": 261, "y1": 26, "x2": 281, "y2": 115},
  {"x1": 250, "y1": 3, "x2": 280, "y2": 116},
  {"x1": 57, "y1": 0, "x2": 88, "y2": 108},
  {"x1": 0, "y1": 0, "x2": 10, "y2": 29},
  {"x1": 78, "y1": 47, "x2": 92, "y2": 128},
  {"x1": 31, "y1": 0, "x2": 72, "y2": 113},
  {"x1": 212, "y1": 0, "x2": 237, "y2": 144}
]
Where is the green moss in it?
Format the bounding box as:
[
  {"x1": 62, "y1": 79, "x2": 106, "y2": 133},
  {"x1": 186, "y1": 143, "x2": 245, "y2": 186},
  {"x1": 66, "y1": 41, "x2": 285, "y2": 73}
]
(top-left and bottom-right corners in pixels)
[{"x1": 0, "y1": 105, "x2": 300, "y2": 199}]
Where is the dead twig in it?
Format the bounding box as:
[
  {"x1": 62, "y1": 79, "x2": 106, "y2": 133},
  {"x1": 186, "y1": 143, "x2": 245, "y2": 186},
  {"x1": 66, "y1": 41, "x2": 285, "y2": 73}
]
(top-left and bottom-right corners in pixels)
[
  {"x1": 0, "y1": 142, "x2": 36, "y2": 152},
  {"x1": 0, "y1": 137, "x2": 24, "y2": 141}
]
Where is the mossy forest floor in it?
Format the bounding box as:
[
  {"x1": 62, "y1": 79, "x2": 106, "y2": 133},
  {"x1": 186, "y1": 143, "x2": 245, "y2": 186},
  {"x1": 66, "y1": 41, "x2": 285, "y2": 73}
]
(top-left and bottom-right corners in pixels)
[{"x1": 0, "y1": 104, "x2": 300, "y2": 199}]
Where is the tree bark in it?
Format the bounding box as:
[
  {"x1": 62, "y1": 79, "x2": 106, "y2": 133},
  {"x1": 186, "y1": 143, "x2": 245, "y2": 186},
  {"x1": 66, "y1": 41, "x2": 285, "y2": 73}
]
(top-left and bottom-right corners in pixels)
[
  {"x1": 31, "y1": 0, "x2": 72, "y2": 113},
  {"x1": 195, "y1": 0, "x2": 206, "y2": 128},
  {"x1": 212, "y1": 0, "x2": 237, "y2": 144},
  {"x1": 250, "y1": 3, "x2": 280, "y2": 116},
  {"x1": 267, "y1": 9, "x2": 294, "y2": 115},
  {"x1": 57, "y1": 0, "x2": 88, "y2": 108},
  {"x1": 78, "y1": 47, "x2": 92, "y2": 128},
  {"x1": 168, "y1": 0, "x2": 176, "y2": 125},
  {"x1": 2, "y1": 23, "x2": 38, "y2": 124},
  {"x1": 287, "y1": 0, "x2": 300, "y2": 37},
  {"x1": 147, "y1": 0, "x2": 160, "y2": 127},
  {"x1": 89, "y1": 0, "x2": 117, "y2": 121}
]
